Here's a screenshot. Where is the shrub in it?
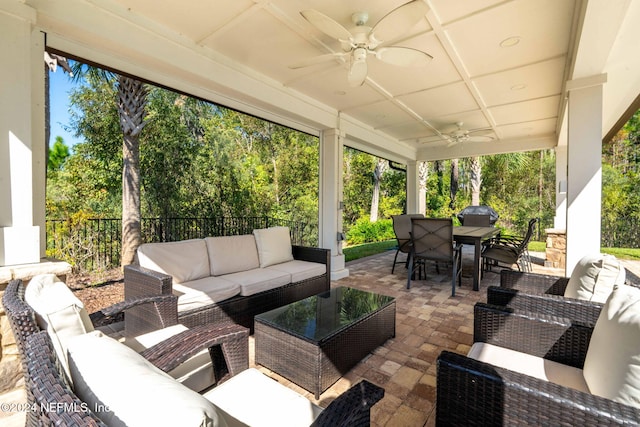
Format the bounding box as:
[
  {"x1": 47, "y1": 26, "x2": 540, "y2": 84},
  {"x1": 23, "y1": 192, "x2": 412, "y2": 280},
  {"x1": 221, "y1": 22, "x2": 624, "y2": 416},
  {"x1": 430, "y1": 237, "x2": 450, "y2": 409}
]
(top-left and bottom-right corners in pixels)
[{"x1": 346, "y1": 218, "x2": 395, "y2": 245}]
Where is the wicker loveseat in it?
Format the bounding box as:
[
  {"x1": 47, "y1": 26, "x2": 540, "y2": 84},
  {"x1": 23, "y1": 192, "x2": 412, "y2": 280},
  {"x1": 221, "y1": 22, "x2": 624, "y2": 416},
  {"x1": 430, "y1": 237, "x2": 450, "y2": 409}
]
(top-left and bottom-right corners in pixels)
[
  {"x1": 4, "y1": 277, "x2": 384, "y2": 426},
  {"x1": 124, "y1": 226, "x2": 330, "y2": 331}
]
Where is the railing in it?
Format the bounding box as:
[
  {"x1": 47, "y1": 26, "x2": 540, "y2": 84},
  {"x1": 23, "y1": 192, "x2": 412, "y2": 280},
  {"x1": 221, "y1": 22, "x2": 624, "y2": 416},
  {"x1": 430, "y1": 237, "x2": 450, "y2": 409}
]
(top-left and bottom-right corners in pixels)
[{"x1": 46, "y1": 217, "x2": 317, "y2": 272}]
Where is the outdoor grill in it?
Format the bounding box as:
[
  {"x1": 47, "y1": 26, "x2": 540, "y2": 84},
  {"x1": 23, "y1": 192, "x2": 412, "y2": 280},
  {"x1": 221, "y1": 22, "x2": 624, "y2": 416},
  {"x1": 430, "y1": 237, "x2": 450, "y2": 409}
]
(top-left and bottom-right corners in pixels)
[{"x1": 457, "y1": 205, "x2": 499, "y2": 225}]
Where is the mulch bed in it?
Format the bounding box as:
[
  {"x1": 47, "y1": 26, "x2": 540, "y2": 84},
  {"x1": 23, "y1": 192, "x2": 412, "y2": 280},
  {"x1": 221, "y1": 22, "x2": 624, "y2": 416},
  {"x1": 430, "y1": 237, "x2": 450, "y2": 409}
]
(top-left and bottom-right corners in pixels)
[{"x1": 68, "y1": 268, "x2": 125, "y2": 314}]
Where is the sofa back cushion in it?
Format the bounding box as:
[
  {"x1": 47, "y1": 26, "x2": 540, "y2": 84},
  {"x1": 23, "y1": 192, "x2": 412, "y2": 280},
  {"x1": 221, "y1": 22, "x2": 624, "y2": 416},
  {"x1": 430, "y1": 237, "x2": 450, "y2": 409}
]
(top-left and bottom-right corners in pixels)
[
  {"x1": 137, "y1": 239, "x2": 210, "y2": 284},
  {"x1": 205, "y1": 235, "x2": 260, "y2": 276},
  {"x1": 253, "y1": 226, "x2": 294, "y2": 268},
  {"x1": 24, "y1": 274, "x2": 94, "y2": 380},
  {"x1": 67, "y1": 330, "x2": 224, "y2": 427},
  {"x1": 564, "y1": 254, "x2": 626, "y2": 303},
  {"x1": 583, "y1": 284, "x2": 640, "y2": 408}
]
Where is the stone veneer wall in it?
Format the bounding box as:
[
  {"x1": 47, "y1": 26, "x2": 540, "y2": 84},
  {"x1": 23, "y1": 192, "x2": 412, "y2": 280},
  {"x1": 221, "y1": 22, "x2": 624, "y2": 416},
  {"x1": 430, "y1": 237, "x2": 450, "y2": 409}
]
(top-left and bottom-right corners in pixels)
[{"x1": 545, "y1": 228, "x2": 567, "y2": 269}]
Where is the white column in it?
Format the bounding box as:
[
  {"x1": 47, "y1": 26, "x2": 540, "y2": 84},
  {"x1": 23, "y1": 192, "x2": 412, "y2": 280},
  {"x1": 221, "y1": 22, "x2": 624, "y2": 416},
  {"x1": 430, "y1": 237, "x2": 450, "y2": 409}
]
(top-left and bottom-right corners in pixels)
[
  {"x1": 405, "y1": 161, "x2": 420, "y2": 214},
  {"x1": 0, "y1": 7, "x2": 42, "y2": 266},
  {"x1": 554, "y1": 144, "x2": 567, "y2": 229},
  {"x1": 565, "y1": 74, "x2": 606, "y2": 275},
  {"x1": 319, "y1": 129, "x2": 348, "y2": 280}
]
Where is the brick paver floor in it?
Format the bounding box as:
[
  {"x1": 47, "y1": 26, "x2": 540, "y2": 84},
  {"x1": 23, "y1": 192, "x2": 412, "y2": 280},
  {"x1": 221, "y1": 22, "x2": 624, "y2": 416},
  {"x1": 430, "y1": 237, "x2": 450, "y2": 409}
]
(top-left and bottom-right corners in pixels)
[{"x1": 250, "y1": 247, "x2": 566, "y2": 427}]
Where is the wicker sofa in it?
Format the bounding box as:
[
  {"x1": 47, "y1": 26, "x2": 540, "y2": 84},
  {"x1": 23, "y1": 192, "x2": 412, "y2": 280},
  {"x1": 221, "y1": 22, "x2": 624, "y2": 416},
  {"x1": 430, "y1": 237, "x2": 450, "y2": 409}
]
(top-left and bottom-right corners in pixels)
[
  {"x1": 436, "y1": 295, "x2": 640, "y2": 426},
  {"x1": 4, "y1": 277, "x2": 384, "y2": 426},
  {"x1": 124, "y1": 227, "x2": 330, "y2": 331}
]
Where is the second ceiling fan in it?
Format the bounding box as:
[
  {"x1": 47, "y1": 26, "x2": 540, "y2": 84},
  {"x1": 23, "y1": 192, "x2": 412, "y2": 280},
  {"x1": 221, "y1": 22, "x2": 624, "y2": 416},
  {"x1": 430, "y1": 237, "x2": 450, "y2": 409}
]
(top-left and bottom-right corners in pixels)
[{"x1": 290, "y1": 0, "x2": 433, "y2": 87}]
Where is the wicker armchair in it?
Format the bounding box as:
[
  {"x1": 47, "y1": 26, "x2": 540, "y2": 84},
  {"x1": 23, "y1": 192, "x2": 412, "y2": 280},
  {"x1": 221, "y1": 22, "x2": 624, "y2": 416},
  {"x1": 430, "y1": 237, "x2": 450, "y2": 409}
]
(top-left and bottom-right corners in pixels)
[
  {"x1": 487, "y1": 270, "x2": 605, "y2": 324},
  {"x1": 436, "y1": 302, "x2": 640, "y2": 426}
]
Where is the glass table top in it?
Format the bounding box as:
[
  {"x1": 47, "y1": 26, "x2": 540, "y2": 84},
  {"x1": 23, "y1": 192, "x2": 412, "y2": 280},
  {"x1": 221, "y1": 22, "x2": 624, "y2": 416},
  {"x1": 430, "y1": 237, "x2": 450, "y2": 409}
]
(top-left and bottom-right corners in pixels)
[{"x1": 255, "y1": 286, "x2": 395, "y2": 343}]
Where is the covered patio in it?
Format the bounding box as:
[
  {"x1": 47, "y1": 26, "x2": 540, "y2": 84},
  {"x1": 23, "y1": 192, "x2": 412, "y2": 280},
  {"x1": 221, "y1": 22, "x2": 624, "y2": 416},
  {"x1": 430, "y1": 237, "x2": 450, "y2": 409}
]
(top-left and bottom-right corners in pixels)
[{"x1": 3, "y1": 0, "x2": 640, "y2": 425}]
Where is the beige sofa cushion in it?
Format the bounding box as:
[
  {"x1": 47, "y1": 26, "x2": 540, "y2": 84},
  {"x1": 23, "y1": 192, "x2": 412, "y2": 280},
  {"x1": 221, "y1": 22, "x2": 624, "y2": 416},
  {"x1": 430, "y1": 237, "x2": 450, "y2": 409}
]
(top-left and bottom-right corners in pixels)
[
  {"x1": 253, "y1": 226, "x2": 294, "y2": 268},
  {"x1": 205, "y1": 235, "x2": 260, "y2": 276},
  {"x1": 204, "y1": 368, "x2": 322, "y2": 427},
  {"x1": 564, "y1": 254, "x2": 626, "y2": 303},
  {"x1": 266, "y1": 260, "x2": 326, "y2": 283},
  {"x1": 123, "y1": 324, "x2": 215, "y2": 393},
  {"x1": 138, "y1": 239, "x2": 210, "y2": 284},
  {"x1": 467, "y1": 342, "x2": 589, "y2": 393},
  {"x1": 24, "y1": 274, "x2": 94, "y2": 379},
  {"x1": 583, "y1": 285, "x2": 640, "y2": 408},
  {"x1": 223, "y1": 268, "x2": 290, "y2": 296},
  {"x1": 173, "y1": 277, "x2": 241, "y2": 312},
  {"x1": 67, "y1": 331, "x2": 224, "y2": 427}
]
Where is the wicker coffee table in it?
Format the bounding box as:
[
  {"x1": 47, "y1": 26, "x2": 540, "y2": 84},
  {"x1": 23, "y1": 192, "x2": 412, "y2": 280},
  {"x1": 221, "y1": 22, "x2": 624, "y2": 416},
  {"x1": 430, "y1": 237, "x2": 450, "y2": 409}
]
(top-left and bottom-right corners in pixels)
[{"x1": 254, "y1": 286, "x2": 395, "y2": 398}]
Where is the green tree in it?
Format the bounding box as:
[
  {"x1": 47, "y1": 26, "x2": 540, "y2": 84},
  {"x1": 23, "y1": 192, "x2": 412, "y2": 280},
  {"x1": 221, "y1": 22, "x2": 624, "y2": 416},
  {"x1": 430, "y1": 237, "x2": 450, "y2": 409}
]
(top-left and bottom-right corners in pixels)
[{"x1": 48, "y1": 136, "x2": 70, "y2": 171}]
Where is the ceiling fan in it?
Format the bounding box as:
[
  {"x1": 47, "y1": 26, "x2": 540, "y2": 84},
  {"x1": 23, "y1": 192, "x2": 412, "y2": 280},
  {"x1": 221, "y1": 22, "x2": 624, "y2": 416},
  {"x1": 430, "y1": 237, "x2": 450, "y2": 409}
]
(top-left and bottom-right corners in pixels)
[
  {"x1": 290, "y1": 0, "x2": 433, "y2": 87},
  {"x1": 444, "y1": 122, "x2": 494, "y2": 147}
]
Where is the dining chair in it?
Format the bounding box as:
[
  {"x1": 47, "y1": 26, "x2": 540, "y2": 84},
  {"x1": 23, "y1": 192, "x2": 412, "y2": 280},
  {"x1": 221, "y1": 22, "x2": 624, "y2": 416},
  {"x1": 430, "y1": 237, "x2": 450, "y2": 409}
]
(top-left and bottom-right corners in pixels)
[
  {"x1": 391, "y1": 213, "x2": 424, "y2": 273},
  {"x1": 407, "y1": 217, "x2": 462, "y2": 296},
  {"x1": 482, "y1": 217, "x2": 538, "y2": 273}
]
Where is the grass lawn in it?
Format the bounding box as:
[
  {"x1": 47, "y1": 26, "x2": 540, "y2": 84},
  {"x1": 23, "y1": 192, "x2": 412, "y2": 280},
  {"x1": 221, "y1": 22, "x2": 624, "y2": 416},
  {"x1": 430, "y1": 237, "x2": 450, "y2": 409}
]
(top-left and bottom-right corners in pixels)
[{"x1": 344, "y1": 239, "x2": 640, "y2": 263}]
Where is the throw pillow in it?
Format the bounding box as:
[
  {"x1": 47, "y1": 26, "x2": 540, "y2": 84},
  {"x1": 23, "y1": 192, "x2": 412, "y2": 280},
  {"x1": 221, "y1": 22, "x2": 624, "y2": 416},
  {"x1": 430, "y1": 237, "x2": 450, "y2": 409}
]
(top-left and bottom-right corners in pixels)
[
  {"x1": 253, "y1": 226, "x2": 294, "y2": 268},
  {"x1": 583, "y1": 284, "x2": 640, "y2": 408},
  {"x1": 24, "y1": 274, "x2": 94, "y2": 379},
  {"x1": 564, "y1": 254, "x2": 626, "y2": 303}
]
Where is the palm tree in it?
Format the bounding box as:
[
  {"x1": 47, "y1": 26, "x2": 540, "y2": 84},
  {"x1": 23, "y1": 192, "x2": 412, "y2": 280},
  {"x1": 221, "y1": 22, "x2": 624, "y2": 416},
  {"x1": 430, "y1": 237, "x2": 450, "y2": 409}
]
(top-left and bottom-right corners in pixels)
[
  {"x1": 449, "y1": 158, "x2": 459, "y2": 210},
  {"x1": 117, "y1": 76, "x2": 148, "y2": 266},
  {"x1": 470, "y1": 157, "x2": 481, "y2": 206},
  {"x1": 369, "y1": 158, "x2": 387, "y2": 222},
  {"x1": 64, "y1": 61, "x2": 149, "y2": 267}
]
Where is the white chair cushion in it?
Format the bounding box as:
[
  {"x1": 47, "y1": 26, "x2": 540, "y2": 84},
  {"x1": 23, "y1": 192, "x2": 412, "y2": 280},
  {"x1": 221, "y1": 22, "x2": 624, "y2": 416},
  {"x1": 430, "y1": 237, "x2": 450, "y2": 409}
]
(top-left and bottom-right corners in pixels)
[
  {"x1": 564, "y1": 254, "x2": 626, "y2": 303},
  {"x1": 253, "y1": 226, "x2": 294, "y2": 268},
  {"x1": 24, "y1": 274, "x2": 94, "y2": 379},
  {"x1": 223, "y1": 268, "x2": 290, "y2": 296},
  {"x1": 137, "y1": 239, "x2": 210, "y2": 284},
  {"x1": 467, "y1": 342, "x2": 589, "y2": 393},
  {"x1": 123, "y1": 324, "x2": 215, "y2": 393},
  {"x1": 203, "y1": 368, "x2": 322, "y2": 427},
  {"x1": 583, "y1": 284, "x2": 640, "y2": 408},
  {"x1": 205, "y1": 235, "x2": 260, "y2": 276},
  {"x1": 265, "y1": 260, "x2": 326, "y2": 283},
  {"x1": 173, "y1": 277, "x2": 241, "y2": 312},
  {"x1": 67, "y1": 331, "x2": 224, "y2": 427}
]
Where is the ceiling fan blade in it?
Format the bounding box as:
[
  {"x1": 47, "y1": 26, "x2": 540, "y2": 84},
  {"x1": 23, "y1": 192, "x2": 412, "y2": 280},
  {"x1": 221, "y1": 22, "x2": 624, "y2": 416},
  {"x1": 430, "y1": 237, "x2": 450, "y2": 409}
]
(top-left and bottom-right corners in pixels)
[
  {"x1": 370, "y1": 0, "x2": 429, "y2": 44},
  {"x1": 288, "y1": 52, "x2": 347, "y2": 69},
  {"x1": 348, "y1": 60, "x2": 368, "y2": 87},
  {"x1": 300, "y1": 10, "x2": 353, "y2": 42},
  {"x1": 446, "y1": 138, "x2": 459, "y2": 148},
  {"x1": 375, "y1": 46, "x2": 432, "y2": 67}
]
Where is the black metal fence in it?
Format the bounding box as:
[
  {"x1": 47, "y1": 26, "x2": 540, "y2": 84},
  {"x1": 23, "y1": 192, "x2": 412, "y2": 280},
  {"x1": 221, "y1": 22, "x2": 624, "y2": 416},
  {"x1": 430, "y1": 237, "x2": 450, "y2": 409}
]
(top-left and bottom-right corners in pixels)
[{"x1": 46, "y1": 217, "x2": 317, "y2": 272}]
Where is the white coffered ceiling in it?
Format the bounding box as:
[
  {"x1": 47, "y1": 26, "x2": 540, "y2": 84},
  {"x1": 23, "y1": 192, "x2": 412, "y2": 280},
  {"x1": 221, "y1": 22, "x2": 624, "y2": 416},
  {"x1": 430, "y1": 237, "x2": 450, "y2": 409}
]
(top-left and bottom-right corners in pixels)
[{"x1": 27, "y1": 0, "x2": 640, "y2": 162}]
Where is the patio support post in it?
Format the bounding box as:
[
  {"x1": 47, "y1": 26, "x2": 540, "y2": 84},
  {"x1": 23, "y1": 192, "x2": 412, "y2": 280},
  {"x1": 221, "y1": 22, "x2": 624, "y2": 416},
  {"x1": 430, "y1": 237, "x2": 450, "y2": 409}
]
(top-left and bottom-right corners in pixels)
[
  {"x1": 554, "y1": 143, "x2": 568, "y2": 230},
  {"x1": 565, "y1": 74, "x2": 607, "y2": 275},
  {"x1": 406, "y1": 161, "x2": 421, "y2": 214},
  {"x1": 319, "y1": 128, "x2": 348, "y2": 280},
  {"x1": 0, "y1": 7, "x2": 44, "y2": 266}
]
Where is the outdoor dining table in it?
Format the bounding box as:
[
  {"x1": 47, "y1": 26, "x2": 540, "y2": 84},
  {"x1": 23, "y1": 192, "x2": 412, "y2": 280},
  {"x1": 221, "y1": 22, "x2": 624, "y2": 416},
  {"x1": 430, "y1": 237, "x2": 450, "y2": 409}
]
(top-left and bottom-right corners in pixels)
[{"x1": 453, "y1": 226, "x2": 501, "y2": 291}]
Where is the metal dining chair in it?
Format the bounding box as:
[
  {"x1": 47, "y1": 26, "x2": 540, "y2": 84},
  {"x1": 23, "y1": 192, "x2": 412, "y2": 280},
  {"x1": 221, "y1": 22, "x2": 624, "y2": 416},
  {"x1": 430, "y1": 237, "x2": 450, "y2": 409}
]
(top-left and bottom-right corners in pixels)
[
  {"x1": 407, "y1": 217, "x2": 463, "y2": 296},
  {"x1": 391, "y1": 214, "x2": 424, "y2": 273}
]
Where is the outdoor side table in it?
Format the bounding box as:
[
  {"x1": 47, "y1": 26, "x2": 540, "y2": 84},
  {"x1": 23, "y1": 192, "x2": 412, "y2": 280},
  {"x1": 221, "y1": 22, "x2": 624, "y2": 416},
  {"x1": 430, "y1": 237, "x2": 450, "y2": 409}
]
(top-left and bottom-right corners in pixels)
[{"x1": 254, "y1": 286, "x2": 396, "y2": 399}]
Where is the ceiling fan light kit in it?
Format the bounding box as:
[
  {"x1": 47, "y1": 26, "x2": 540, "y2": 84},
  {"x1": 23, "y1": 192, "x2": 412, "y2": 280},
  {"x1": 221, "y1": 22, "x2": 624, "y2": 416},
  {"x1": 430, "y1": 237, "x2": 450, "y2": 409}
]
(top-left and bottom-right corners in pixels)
[{"x1": 294, "y1": 0, "x2": 432, "y2": 87}]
